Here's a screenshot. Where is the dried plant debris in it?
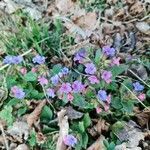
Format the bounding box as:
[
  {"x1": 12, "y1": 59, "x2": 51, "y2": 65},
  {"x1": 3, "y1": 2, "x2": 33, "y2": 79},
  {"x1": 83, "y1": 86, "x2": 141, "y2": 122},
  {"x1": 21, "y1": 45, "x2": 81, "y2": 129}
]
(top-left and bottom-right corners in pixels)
[
  {"x1": 56, "y1": 109, "x2": 69, "y2": 150},
  {"x1": 26, "y1": 100, "x2": 46, "y2": 128}
]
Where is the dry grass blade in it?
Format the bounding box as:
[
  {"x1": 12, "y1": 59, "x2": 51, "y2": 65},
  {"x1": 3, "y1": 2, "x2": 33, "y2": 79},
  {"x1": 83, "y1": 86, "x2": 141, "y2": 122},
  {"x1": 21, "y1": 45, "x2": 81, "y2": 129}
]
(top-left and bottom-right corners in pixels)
[{"x1": 56, "y1": 109, "x2": 69, "y2": 150}]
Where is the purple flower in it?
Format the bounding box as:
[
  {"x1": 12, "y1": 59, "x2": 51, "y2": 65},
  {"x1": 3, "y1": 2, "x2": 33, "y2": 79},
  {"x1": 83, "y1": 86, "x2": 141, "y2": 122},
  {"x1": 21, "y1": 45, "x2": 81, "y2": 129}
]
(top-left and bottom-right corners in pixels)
[
  {"x1": 11, "y1": 86, "x2": 25, "y2": 99},
  {"x1": 111, "y1": 57, "x2": 121, "y2": 66},
  {"x1": 12, "y1": 56, "x2": 23, "y2": 64},
  {"x1": 32, "y1": 55, "x2": 45, "y2": 64},
  {"x1": 3, "y1": 56, "x2": 13, "y2": 64},
  {"x1": 59, "y1": 83, "x2": 72, "y2": 94},
  {"x1": 85, "y1": 63, "x2": 96, "y2": 74},
  {"x1": 74, "y1": 48, "x2": 86, "y2": 63},
  {"x1": 50, "y1": 75, "x2": 59, "y2": 85},
  {"x1": 101, "y1": 70, "x2": 112, "y2": 83},
  {"x1": 46, "y1": 88, "x2": 55, "y2": 98},
  {"x1": 98, "y1": 90, "x2": 107, "y2": 101},
  {"x1": 102, "y1": 46, "x2": 115, "y2": 57},
  {"x1": 63, "y1": 135, "x2": 77, "y2": 147},
  {"x1": 72, "y1": 80, "x2": 84, "y2": 93},
  {"x1": 88, "y1": 76, "x2": 99, "y2": 84},
  {"x1": 38, "y1": 76, "x2": 48, "y2": 85},
  {"x1": 61, "y1": 67, "x2": 69, "y2": 75},
  {"x1": 133, "y1": 82, "x2": 144, "y2": 92}
]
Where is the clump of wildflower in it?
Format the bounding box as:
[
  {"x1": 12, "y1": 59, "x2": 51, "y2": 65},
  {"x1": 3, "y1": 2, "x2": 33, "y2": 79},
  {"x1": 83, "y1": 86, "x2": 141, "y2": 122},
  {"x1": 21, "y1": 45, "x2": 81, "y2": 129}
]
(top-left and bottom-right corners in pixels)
[
  {"x1": 97, "y1": 90, "x2": 107, "y2": 101},
  {"x1": 59, "y1": 83, "x2": 72, "y2": 94},
  {"x1": 11, "y1": 86, "x2": 25, "y2": 99},
  {"x1": 88, "y1": 76, "x2": 99, "y2": 84},
  {"x1": 138, "y1": 93, "x2": 146, "y2": 101},
  {"x1": 111, "y1": 57, "x2": 121, "y2": 66},
  {"x1": 61, "y1": 67, "x2": 69, "y2": 75},
  {"x1": 85, "y1": 63, "x2": 96, "y2": 75},
  {"x1": 72, "y1": 80, "x2": 84, "y2": 93},
  {"x1": 46, "y1": 88, "x2": 55, "y2": 98},
  {"x1": 3, "y1": 55, "x2": 23, "y2": 64},
  {"x1": 63, "y1": 135, "x2": 77, "y2": 147},
  {"x1": 32, "y1": 55, "x2": 45, "y2": 64},
  {"x1": 74, "y1": 48, "x2": 86, "y2": 63},
  {"x1": 38, "y1": 76, "x2": 48, "y2": 85},
  {"x1": 133, "y1": 82, "x2": 144, "y2": 92},
  {"x1": 20, "y1": 67, "x2": 27, "y2": 75},
  {"x1": 50, "y1": 75, "x2": 59, "y2": 85},
  {"x1": 101, "y1": 70, "x2": 112, "y2": 83},
  {"x1": 102, "y1": 46, "x2": 115, "y2": 57}
]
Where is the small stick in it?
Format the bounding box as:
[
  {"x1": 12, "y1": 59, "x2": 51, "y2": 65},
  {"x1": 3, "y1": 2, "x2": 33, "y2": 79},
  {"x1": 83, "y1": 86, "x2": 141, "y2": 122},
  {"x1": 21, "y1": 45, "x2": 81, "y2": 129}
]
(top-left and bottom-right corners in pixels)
[{"x1": 0, "y1": 124, "x2": 9, "y2": 150}]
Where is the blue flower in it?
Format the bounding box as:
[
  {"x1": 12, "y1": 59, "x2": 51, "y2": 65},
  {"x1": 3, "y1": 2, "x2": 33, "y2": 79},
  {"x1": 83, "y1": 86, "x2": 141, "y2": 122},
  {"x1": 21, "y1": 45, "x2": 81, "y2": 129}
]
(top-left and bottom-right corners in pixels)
[
  {"x1": 63, "y1": 135, "x2": 77, "y2": 147},
  {"x1": 11, "y1": 86, "x2": 25, "y2": 99},
  {"x1": 98, "y1": 90, "x2": 107, "y2": 101},
  {"x1": 12, "y1": 56, "x2": 23, "y2": 64},
  {"x1": 3, "y1": 56, "x2": 13, "y2": 64},
  {"x1": 61, "y1": 67, "x2": 69, "y2": 75},
  {"x1": 133, "y1": 82, "x2": 144, "y2": 92},
  {"x1": 32, "y1": 55, "x2": 45, "y2": 64},
  {"x1": 50, "y1": 75, "x2": 59, "y2": 85}
]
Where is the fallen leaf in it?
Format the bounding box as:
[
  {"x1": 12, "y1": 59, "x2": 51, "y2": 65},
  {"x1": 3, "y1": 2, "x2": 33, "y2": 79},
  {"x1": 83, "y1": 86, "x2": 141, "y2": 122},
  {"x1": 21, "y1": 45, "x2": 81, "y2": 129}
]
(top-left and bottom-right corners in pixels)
[
  {"x1": 87, "y1": 135, "x2": 106, "y2": 150},
  {"x1": 56, "y1": 109, "x2": 69, "y2": 150},
  {"x1": 7, "y1": 121, "x2": 29, "y2": 143},
  {"x1": 55, "y1": 0, "x2": 75, "y2": 14},
  {"x1": 36, "y1": 132, "x2": 46, "y2": 144},
  {"x1": 26, "y1": 100, "x2": 46, "y2": 128},
  {"x1": 15, "y1": 144, "x2": 29, "y2": 150},
  {"x1": 135, "y1": 108, "x2": 150, "y2": 127},
  {"x1": 136, "y1": 22, "x2": 150, "y2": 34},
  {"x1": 88, "y1": 119, "x2": 110, "y2": 137},
  {"x1": 65, "y1": 106, "x2": 83, "y2": 120}
]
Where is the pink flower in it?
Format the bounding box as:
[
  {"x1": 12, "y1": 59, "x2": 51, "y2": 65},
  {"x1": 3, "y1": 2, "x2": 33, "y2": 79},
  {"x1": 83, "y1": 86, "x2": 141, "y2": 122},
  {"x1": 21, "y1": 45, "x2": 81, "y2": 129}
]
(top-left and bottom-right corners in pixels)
[
  {"x1": 138, "y1": 93, "x2": 146, "y2": 101},
  {"x1": 88, "y1": 76, "x2": 99, "y2": 84},
  {"x1": 38, "y1": 76, "x2": 48, "y2": 85},
  {"x1": 72, "y1": 81, "x2": 84, "y2": 93},
  {"x1": 59, "y1": 83, "x2": 72, "y2": 94},
  {"x1": 104, "y1": 104, "x2": 110, "y2": 111},
  {"x1": 111, "y1": 57, "x2": 121, "y2": 66},
  {"x1": 31, "y1": 67, "x2": 37, "y2": 73},
  {"x1": 101, "y1": 71, "x2": 112, "y2": 83},
  {"x1": 20, "y1": 67, "x2": 27, "y2": 75},
  {"x1": 106, "y1": 95, "x2": 111, "y2": 104},
  {"x1": 96, "y1": 107, "x2": 102, "y2": 113},
  {"x1": 67, "y1": 93, "x2": 74, "y2": 101}
]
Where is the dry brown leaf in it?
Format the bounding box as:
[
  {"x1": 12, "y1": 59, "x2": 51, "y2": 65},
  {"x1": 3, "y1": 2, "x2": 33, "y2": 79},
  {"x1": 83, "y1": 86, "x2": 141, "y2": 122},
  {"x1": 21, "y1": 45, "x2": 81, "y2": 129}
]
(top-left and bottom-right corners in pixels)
[
  {"x1": 135, "y1": 108, "x2": 150, "y2": 127},
  {"x1": 88, "y1": 119, "x2": 110, "y2": 137},
  {"x1": 87, "y1": 135, "x2": 105, "y2": 150},
  {"x1": 36, "y1": 132, "x2": 46, "y2": 144},
  {"x1": 15, "y1": 144, "x2": 29, "y2": 150},
  {"x1": 26, "y1": 100, "x2": 46, "y2": 128},
  {"x1": 56, "y1": 109, "x2": 69, "y2": 150},
  {"x1": 55, "y1": 0, "x2": 75, "y2": 14},
  {"x1": 73, "y1": 12, "x2": 97, "y2": 31}
]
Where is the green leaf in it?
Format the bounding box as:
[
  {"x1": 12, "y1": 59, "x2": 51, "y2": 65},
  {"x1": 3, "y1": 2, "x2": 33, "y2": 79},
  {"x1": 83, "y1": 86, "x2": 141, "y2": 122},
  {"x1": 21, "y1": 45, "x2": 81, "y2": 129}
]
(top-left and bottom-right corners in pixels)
[
  {"x1": 0, "y1": 106, "x2": 14, "y2": 126},
  {"x1": 81, "y1": 132, "x2": 88, "y2": 149},
  {"x1": 51, "y1": 64, "x2": 62, "y2": 75},
  {"x1": 7, "y1": 98, "x2": 20, "y2": 106},
  {"x1": 83, "y1": 113, "x2": 91, "y2": 128},
  {"x1": 78, "y1": 121, "x2": 85, "y2": 133},
  {"x1": 18, "y1": 107, "x2": 27, "y2": 117},
  {"x1": 72, "y1": 93, "x2": 94, "y2": 109},
  {"x1": 40, "y1": 106, "x2": 53, "y2": 122},
  {"x1": 122, "y1": 100, "x2": 134, "y2": 113},
  {"x1": 111, "y1": 97, "x2": 122, "y2": 109},
  {"x1": 28, "y1": 130, "x2": 36, "y2": 147},
  {"x1": 110, "y1": 65, "x2": 128, "y2": 78},
  {"x1": 24, "y1": 71, "x2": 37, "y2": 81},
  {"x1": 95, "y1": 49, "x2": 102, "y2": 65},
  {"x1": 146, "y1": 90, "x2": 150, "y2": 97}
]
